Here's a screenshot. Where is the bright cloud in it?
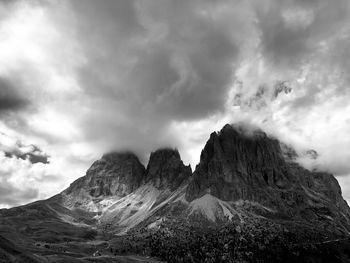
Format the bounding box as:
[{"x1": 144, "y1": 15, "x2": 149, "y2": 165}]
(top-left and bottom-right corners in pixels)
[{"x1": 1, "y1": 0, "x2": 350, "y2": 207}]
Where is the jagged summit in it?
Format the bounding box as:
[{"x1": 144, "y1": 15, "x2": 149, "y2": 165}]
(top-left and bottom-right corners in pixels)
[
  {"x1": 65, "y1": 151, "x2": 145, "y2": 199},
  {"x1": 145, "y1": 148, "x2": 191, "y2": 190},
  {"x1": 222, "y1": 123, "x2": 268, "y2": 138},
  {"x1": 101, "y1": 151, "x2": 143, "y2": 163},
  {"x1": 61, "y1": 124, "x2": 350, "y2": 228},
  {"x1": 186, "y1": 124, "x2": 286, "y2": 201},
  {"x1": 185, "y1": 124, "x2": 350, "y2": 231},
  {"x1": 57, "y1": 124, "x2": 350, "y2": 230},
  {"x1": 65, "y1": 148, "x2": 192, "y2": 200}
]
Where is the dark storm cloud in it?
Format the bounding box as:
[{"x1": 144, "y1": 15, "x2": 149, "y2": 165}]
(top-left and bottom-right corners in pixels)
[
  {"x1": 257, "y1": 0, "x2": 350, "y2": 69},
  {"x1": 2, "y1": 0, "x2": 350, "y2": 208},
  {"x1": 70, "y1": 0, "x2": 142, "y2": 37},
  {"x1": 5, "y1": 149, "x2": 49, "y2": 164},
  {"x1": 70, "y1": 0, "x2": 239, "y2": 120},
  {"x1": 0, "y1": 133, "x2": 49, "y2": 164},
  {"x1": 257, "y1": 7, "x2": 311, "y2": 68},
  {"x1": 59, "y1": 0, "x2": 241, "y2": 159},
  {"x1": 57, "y1": 0, "x2": 350, "y2": 172},
  {"x1": 0, "y1": 78, "x2": 28, "y2": 112}
]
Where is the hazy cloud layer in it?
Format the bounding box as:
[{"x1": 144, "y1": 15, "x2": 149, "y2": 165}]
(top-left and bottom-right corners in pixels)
[{"x1": 1, "y1": 0, "x2": 350, "y2": 207}]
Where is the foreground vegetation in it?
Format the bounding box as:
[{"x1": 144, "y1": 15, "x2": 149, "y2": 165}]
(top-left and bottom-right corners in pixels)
[{"x1": 110, "y1": 217, "x2": 350, "y2": 263}]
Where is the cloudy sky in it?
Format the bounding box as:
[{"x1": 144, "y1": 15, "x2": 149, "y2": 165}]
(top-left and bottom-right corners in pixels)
[{"x1": 1, "y1": 0, "x2": 350, "y2": 208}]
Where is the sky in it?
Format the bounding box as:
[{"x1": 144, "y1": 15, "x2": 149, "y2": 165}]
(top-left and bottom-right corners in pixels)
[{"x1": 1, "y1": 0, "x2": 350, "y2": 208}]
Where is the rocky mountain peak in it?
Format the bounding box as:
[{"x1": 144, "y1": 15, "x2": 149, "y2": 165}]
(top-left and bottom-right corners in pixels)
[
  {"x1": 65, "y1": 151, "x2": 145, "y2": 198},
  {"x1": 186, "y1": 124, "x2": 285, "y2": 201},
  {"x1": 221, "y1": 123, "x2": 267, "y2": 138},
  {"x1": 145, "y1": 148, "x2": 191, "y2": 190},
  {"x1": 185, "y1": 124, "x2": 350, "y2": 227},
  {"x1": 101, "y1": 151, "x2": 141, "y2": 163},
  {"x1": 148, "y1": 148, "x2": 181, "y2": 162},
  {"x1": 193, "y1": 123, "x2": 285, "y2": 178},
  {"x1": 60, "y1": 124, "x2": 350, "y2": 233}
]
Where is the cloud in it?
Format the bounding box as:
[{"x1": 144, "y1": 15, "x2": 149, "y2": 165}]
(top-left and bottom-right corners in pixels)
[
  {"x1": 44, "y1": 0, "x2": 246, "y2": 161},
  {"x1": 0, "y1": 152, "x2": 40, "y2": 207},
  {"x1": 224, "y1": 0, "x2": 350, "y2": 182},
  {"x1": 0, "y1": 77, "x2": 28, "y2": 112},
  {"x1": 4, "y1": 146, "x2": 49, "y2": 165},
  {"x1": 70, "y1": 0, "x2": 241, "y2": 119},
  {"x1": 0, "y1": 149, "x2": 89, "y2": 207},
  {"x1": 0, "y1": 181, "x2": 38, "y2": 208},
  {"x1": 1, "y1": 0, "x2": 350, "y2": 207},
  {"x1": 257, "y1": 0, "x2": 349, "y2": 68}
]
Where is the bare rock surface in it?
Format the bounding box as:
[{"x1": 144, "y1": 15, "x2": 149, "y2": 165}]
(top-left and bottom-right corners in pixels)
[
  {"x1": 186, "y1": 124, "x2": 350, "y2": 230},
  {"x1": 145, "y1": 148, "x2": 192, "y2": 190},
  {"x1": 66, "y1": 152, "x2": 145, "y2": 198}
]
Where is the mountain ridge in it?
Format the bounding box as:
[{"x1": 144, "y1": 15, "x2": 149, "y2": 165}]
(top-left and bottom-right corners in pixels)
[
  {"x1": 1, "y1": 123, "x2": 350, "y2": 262},
  {"x1": 53, "y1": 123, "x2": 350, "y2": 235}
]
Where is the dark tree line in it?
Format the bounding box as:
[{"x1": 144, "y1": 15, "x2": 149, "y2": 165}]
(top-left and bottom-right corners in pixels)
[{"x1": 110, "y1": 218, "x2": 350, "y2": 263}]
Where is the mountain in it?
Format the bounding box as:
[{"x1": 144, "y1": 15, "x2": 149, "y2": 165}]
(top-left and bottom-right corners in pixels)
[
  {"x1": 186, "y1": 124, "x2": 350, "y2": 231},
  {"x1": 67, "y1": 152, "x2": 146, "y2": 198},
  {"x1": 1, "y1": 124, "x2": 350, "y2": 262}
]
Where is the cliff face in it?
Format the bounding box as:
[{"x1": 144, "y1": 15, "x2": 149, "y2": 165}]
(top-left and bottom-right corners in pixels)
[
  {"x1": 145, "y1": 148, "x2": 192, "y2": 190},
  {"x1": 65, "y1": 152, "x2": 145, "y2": 198},
  {"x1": 65, "y1": 148, "x2": 192, "y2": 198},
  {"x1": 185, "y1": 124, "x2": 350, "y2": 227},
  {"x1": 186, "y1": 124, "x2": 286, "y2": 201},
  {"x1": 60, "y1": 148, "x2": 192, "y2": 230}
]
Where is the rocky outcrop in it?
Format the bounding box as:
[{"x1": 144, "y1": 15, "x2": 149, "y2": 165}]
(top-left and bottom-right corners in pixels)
[
  {"x1": 65, "y1": 148, "x2": 192, "y2": 200},
  {"x1": 185, "y1": 124, "x2": 350, "y2": 229},
  {"x1": 145, "y1": 148, "x2": 192, "y2": 190},
  {"x1": 51, "y1": 124, "x2": 350, "y2": 233},
  {"x1": 186, "y1": 124, "x2": 288, "y2": 201},
  {"x1": 65, "y1": 152, "x2": 145, "y2": 198}
]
